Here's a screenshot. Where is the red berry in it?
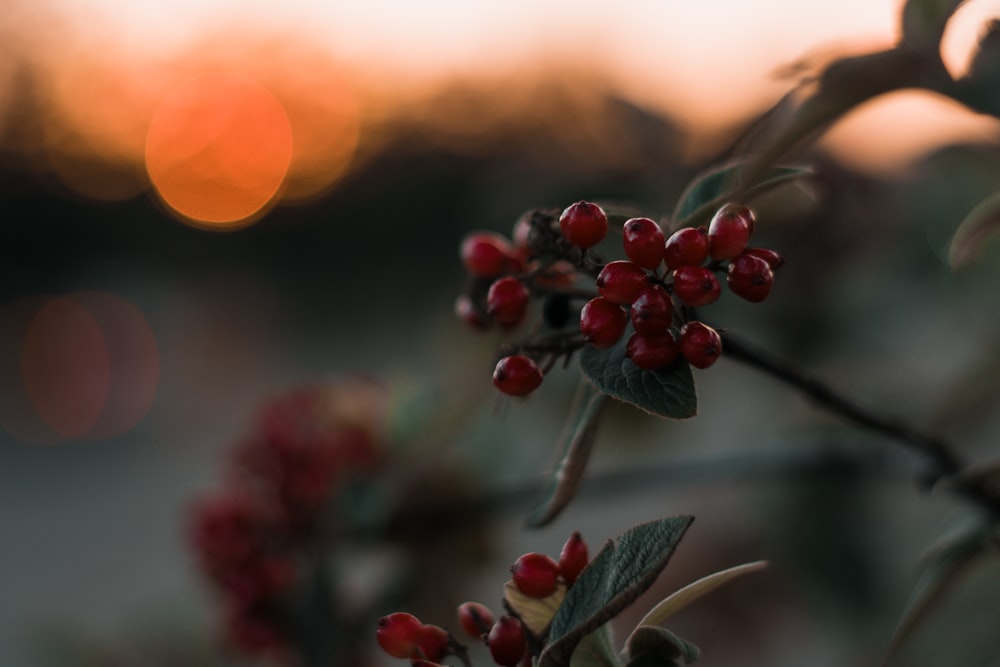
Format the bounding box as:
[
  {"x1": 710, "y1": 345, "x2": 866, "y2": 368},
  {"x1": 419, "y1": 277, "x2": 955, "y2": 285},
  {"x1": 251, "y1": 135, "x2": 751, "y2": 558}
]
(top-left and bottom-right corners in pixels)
[
  {"x1": 492, "y1": 355, "x2": 543, "y2": 396},
  {"x1": 629, "y1": 285, "x2": 673, "y2": 337},
  {"x1": 622, "y1": 217, "x2": 666, "y2": 269},
  {"x1": 558, "y1": 531, "x2": 589, "y2": 585},
  {"x1": 743, "y1": 246, "x2": 785, "y2": 269},
  {"x1": 678, "y1": 321, "x2": 722, "y2": 369},
  {"x1": 377, "y1": 612, "x2": 424, "y2": 659},
  {"x1": 727, "y1": 253, "x2": 774, "y2": 302},
  {"x1": 580, "y1": 297, "x2": 628, "y2": 348},
  {"x1": 511, "y1": 552, "x2": 560, "y2": 598},
  {"x1": 707, "y1": 204, "x2": 753, "y2": 261},
  {"x1": 455, "y1": 294, "x2": 490, "y2": 330},
  {"x1": 671, "y1": 265, "x2": 721, "y2": 307},
  {"x1": 512, "y1": 213, "x2": 533, "y2": 251},
  {"x1": 461, "y1": 232, "x2": 521, "y2": 278},
  {"x1": 596, "y1": 261, "x2": 649, "y2": 305},
  {"x1": 418, "y1": 624, "x2": 450, "y2": 662},
  {"x1": 487, "y1": 617, "x2": 527, "y2": 667},
  {"x1": 487, "y1": 277, "x2": 530, "y2": 327},
  {"x1": 663, "y1": 227, "x2": 709, "y2": 270},
  {"x1": 625, "y1": 332, "x2": 680, "y2": 370},
  {"x1": 559, "y1": 201, "x2": 608, "y2": 249},
  {"x1": 457, "y1": 601, "x2": 496, "y2": 639}
]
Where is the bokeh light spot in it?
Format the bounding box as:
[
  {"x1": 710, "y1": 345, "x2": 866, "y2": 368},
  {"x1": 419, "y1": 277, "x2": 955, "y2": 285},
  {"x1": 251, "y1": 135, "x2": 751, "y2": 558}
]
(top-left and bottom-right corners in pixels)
[
  {"x1": 70, "y1": 291, "x2": 159, "y2": 440},
  {"x1": 22, "y1": 297, "x2": 111, "y2": 440},
  {"x1": 145, "y1": 73, "x2": 293, "y2": 229}
]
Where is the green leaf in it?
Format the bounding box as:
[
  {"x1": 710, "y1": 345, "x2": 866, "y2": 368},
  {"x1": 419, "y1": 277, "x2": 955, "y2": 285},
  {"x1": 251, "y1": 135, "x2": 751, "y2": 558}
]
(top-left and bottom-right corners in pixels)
[
  {"x1": 626, "y1": 561, "x2": 768, "y2": 648},
  {"x1": 882, "y1": 517, "x2": 991, "y2": 664},
  {"x1": 672, "y1": 160, "x2": 813, "y2": 227},
  {"x1": 901, "y1": 0, "x2": 966, "y2": 50},
  {"x1": 948, "y1": 191, "x2": 1000, "y2": 268},
  {"x1": 527, "y1": 390, "x2": 612, "y2": 528},
  {"x1": 539, "y1": 516, "x2": 695, "y2": 667},
  {"x1": 626, "y1": 627, "x2": 699, "y2": 665},
  {"x1": 580, "y1": 336, "x2": 696, "y2": 420},
  {"x1": 570, "y1": 625, "x2": 622, "y2": 667},
  {"x1": 624, "y1": 654, "x2": 683, "y2": 667}
]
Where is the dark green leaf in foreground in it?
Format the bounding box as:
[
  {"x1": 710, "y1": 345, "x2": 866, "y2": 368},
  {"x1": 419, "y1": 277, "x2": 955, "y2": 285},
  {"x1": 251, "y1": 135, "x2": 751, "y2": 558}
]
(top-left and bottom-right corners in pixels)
[
  {"x1": 672, "y1": 160, "x2": 813, "y2": 226},
  {"x1": 539, "y1": 516, "x2": 694, "y2": 667},
  {"x1": 580, "y1": 337, "x2": 696, "y2": 420},
  {"x1": 626, "y1": 627, "x2": 700, "y2": 666}
]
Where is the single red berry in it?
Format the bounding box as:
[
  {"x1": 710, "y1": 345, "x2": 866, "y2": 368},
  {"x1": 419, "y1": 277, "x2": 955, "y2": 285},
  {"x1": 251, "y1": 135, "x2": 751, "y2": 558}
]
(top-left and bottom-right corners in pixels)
[
  {"x1": 622, "y1": 217, "x2": 666, "y2": 269},
  {"x1": 629, "y1": 285, "x2": 673, "y2": 337},
  {"x1": 487, "y1": 617, "x2": 527, "y2": 667},
  {"x1": 678, "y1": 321, "x2": 722, "y2": 369},
  {"x1": 595, "y1": 261, "x2": 649, "y2": 305},
  {"x1": 580, "y1": 297, "x2": 627, "y2": 348},
  {"x1": 377, "y1": 612, "x2": 424, "y2": 659},
  {"x1": 418, "y1": 624, "x2": 450, "y2": 662},
  {"x1": 460, "y1": 232, "x2": 521, "y2": 278},
  {"x1": 743, "y1": 246, "x2": 785, "y2": 269},
  {"x1": 455, "y1": 294, "x2": 490, "y2": 330},
  {"x1": 663, "y1": 226, "x2": 709, "y2": 270},
  {"x1": 559, "y1": 201, "x2": 608, "y2": 249},
  {"x1": 625, "y1": 332, "x2": 680, "y2": 370},
  {"x1": 512, "y1": 213, "x2": 533, "y2": 251},
  {"x1": 727, "y1": 253, "x2": 775, "y2": 302},
  {"x1": 457, "y1": 601, "x2": 496, "y2": 639},
  {"x1": 707, "y1": 204, "x2": 753, "y2": 261},
  {"x1": 492, "y1": 355, "x2": 543, "y2": 396},
  {"x1": 558, "y1": 531, "x2": 590, "y2": 586},
  {"x1": 487, "y1": 277, "x2": 530, "y2": 327},
  {"x1": 671, "y1": 265, "x2": 721, "y2": 307},
  {"x1": 511, "y1": 552, "x2": 560, "y2": 598}
]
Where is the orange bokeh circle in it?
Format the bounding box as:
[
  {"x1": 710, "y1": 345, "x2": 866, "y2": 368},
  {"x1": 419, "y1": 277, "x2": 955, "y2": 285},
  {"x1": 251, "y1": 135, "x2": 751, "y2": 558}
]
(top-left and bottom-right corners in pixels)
[{"x1": 145, "y1": 73, "x2": 293, "y2": 229}]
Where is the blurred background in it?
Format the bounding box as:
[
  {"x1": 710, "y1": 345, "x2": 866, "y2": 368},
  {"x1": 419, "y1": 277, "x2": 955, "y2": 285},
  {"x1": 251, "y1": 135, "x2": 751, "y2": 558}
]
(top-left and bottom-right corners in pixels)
[{"x1": 3, "y1": 0, "x2": 1000, "y2": 665}]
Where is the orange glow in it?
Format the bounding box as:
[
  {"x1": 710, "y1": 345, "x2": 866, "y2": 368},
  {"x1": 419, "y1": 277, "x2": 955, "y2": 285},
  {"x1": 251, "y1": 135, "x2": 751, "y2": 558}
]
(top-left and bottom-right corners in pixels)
[
  {"x1": 22, "y1": 297, "x2": 111, "y2": 440},
  {"x1": 145, "y1": 73, "x2": 293, "y2": 229}
]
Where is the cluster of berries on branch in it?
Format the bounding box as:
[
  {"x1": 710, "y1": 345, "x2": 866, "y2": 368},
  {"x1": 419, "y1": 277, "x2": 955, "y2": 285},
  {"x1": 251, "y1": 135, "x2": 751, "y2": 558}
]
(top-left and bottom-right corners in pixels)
[
  {"x1": 456, "y1": 200, "x2": 784, "y2": 397},
  {"x1": 376, "y1": 532, "x2": 590, "y2": 667}
]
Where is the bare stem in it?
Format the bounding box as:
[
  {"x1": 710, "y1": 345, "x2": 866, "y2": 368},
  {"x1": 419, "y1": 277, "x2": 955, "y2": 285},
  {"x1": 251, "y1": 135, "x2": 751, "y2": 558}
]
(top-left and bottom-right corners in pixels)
[{"x1": 720, "y1": 331, "x2": 1000, "y2": 514}]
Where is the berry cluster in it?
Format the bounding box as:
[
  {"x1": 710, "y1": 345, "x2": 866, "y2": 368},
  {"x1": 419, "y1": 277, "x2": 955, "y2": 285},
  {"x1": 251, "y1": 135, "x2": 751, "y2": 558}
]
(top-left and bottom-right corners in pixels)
[
  {"x1": 376, "y1": 532, "x2": 590, "y2": 667},
  {"x1": 456, "y1": 201, "x2": 784, "y2": 396},
  {"x1": 188, "y1": 381, "x2": 386, "y2": 656}
]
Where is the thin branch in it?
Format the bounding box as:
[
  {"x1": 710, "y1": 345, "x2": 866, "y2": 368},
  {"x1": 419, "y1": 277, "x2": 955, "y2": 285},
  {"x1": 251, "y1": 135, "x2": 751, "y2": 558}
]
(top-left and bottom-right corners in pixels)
[{"x1": 720, "y1": 331, "x2": 1000, "y2": 513}]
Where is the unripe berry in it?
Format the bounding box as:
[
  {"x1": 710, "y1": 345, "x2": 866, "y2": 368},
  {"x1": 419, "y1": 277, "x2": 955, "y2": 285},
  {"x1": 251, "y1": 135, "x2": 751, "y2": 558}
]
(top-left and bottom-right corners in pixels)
[
  {"x1": 487, "y1": 277, "x2": 530, "y2": 327},
  {"x1": 493, "y1": 355, "x2": 543, "y2": 396},
  {"x1": 663, "y1": 227, "x2": 709, "y2": 270},
  {"x1": 457, "y1": 601, "x2": 496, "y2": 639},
  {"x1": 580, "y1": 297, "x2": 628, "y2": 348},
  {"x1": 460, "y1": 232, "x2": 520, "y2": 278},
  {"x1": 679, "y1": 321, "x2": 722, "y2": 369},
  {"x1": 377, "y1": 612, "x2": 424, "y2": 659},
  {"x1": 622, "y1": 217, "x2": 666, "y2": 269},
  {"x1": 511, "y1": 552, "x2": 560, "y2": 598},
  {"x1": 707, "y1": 204, "x2": 753, "y2": 261},
  {"x1": 455, "y1": 294, "x2": 490, "y2": 330},
  {"x1": 629, "y1": 285, "x2": 673, "y2": 337},
  {"x1": 487, "y1": 617, "x2": 527, "y2": 667},
  {"x1": 418, "y1": 624, "x2": 450, "y2": 662},
  {"x1": 559, "y1": 201, "x2": 608, "y2": 249},
  {"x1": 558, "y1": 531, "x2": 589, "y2": 586},
  {"x1": 596, "y1": 261, "x2": 649, "y2": 305},
  {"x1": 625, "y1": 332, "x2": 680, "y2": 370},
  {"x1": 727, "y1": 253, "x2": 774, "y2": 302},
  {"x1": 743, "y1": 246, "x2": 785, "y2": 269},
  {"x1": 671, "y1": 265, "x2": 721, "y2": 307}
]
